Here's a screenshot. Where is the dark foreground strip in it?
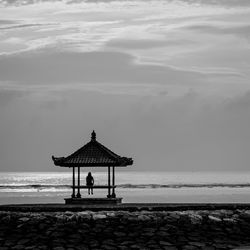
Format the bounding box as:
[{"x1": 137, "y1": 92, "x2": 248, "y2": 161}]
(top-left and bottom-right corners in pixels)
[{"x1": 1, "y1": 203, "x2": 250, "y2": 212}]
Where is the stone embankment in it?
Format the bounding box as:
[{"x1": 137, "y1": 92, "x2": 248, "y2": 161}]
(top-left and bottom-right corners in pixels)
[{"x1": 1, "y1": 210, "x2": 250, "y2": 250}]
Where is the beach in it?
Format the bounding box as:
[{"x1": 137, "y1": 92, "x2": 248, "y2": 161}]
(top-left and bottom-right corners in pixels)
[
  {"x1": 1, "y1": 205, "x2": 250, "y2": 250},
  {"x1": 2, "y1": 172, "x2": 250, "y2": 205},
  {"x1": 2, "y1": 172, "x2": 250, "y2": 249}
]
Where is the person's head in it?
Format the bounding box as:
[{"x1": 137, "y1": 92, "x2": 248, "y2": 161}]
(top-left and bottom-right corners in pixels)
[{"x1": 88, "y1": 172, "x2": 92, "y2": 176}]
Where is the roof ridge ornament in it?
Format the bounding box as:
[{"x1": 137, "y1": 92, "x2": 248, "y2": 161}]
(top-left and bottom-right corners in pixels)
[{"x1": 91, "y1": 130, "x2": 96, "y2": 141}]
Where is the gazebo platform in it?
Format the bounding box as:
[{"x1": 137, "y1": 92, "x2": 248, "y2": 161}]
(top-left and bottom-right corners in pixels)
[{"x1": 64, "y1": 197, "x2": 122, "y2": 205}]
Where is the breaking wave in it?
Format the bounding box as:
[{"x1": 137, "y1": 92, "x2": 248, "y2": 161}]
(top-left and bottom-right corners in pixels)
[{"x1": 118, "y1": 184, "x2": 250, "y2": 188}]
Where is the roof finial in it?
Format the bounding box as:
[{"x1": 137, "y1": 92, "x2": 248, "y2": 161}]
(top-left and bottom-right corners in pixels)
[{"x1": 91, "y1": 130, "x2": 96, "y2": 141}]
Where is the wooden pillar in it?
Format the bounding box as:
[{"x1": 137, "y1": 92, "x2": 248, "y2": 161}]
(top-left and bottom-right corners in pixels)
[
  {"x1": 71, "y1": 167, "x2": 75, "y2": 198},
  {"x1": 107, "y1": 166, "x2": 111, "y2": 198},
  {"x1": 76, "y1": 166, "x2": 81, "y2": 198},
  {"x1": 111, "y1": 166, "x2": 116, "y2": 198}
]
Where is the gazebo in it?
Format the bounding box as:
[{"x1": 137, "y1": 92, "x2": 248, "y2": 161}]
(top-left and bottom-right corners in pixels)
[{"x1": 52, "y1": 130, "x2": 133, "y2": 204}]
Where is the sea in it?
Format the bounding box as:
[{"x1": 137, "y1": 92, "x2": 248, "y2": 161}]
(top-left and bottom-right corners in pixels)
[{"x1": 1, "y1": 171, "x2": 250, "y2": 205}]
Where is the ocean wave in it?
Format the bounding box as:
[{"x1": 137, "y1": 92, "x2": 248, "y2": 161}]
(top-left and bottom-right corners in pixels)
[
  {"x1": 0, "y1": 184, "x2": 71, "y2": 190},
  {"x1": 1, "y1": 183, "x2": 250, "y2": 190},
  {"x1": 117, "y1": 184, "x2": 250, "y2": 188}
]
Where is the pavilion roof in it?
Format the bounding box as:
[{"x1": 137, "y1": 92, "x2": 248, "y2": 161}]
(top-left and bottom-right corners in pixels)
[{"x1": 52, "y1": 131, "x2": 133, "y2": 167}]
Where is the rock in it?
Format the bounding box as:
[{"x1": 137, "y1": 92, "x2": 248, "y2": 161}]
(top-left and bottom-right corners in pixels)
[
  {"x1": 77, "y1": 211, "x2": 92, "y2": 220},
  {"x1": 189, "y1": 242, "x2": 206, "y2": 248},
  {"x1": 4, "y1": 240, "x2": 14, "y2": 246},
  {"x1": 17, "y1": 239, "x2": 30, "y2": 245},
  {"x1": 182, "y1": 246, "x2": 199, "y2": 250},
  {"x1": 114, "y1": 232, "x2": 127, "y2": 237},
  {"x1": 68, "y1": 234, "x2": 81, "y2": 239},
  {"x1": 65, "y1": 211, "x2": 74, "y2": 216},
  {"x1": 118, "y1": 246, "x2": 130, "y2": 250},
  {"x1": 74, "y1": 246, "x2": 88, "y2": 250},
  {"x1": 213, "y1": 243, "x2": 230, "y2": 249},
  {"x1": 202, "y1": 247, "x2": 216, "y2": 250},
  {"x1": 2, "y1": 215, "x2": 11, "y2": 223},
  {"x1": 102, "y1": 245, "x2": 117, "y2": 250},
  {"x1": 106, "y1": 212, "x2": 116, "y2": 217},
  {"x1": 92, "y1": 214, "x2": 107, "y2": 220},
  {"x1": 38, "y1": 223, "x2": 47, "y2": 230},
  {"x1": 1, "y1": 209, "x2": 250, "y2": 250},
  {"x1": 170, "y1": 212, "x2": 181, "y2": 219},
  {"x1": 19, "y1": 217, "x2": 30, "y2": 222},
  {"x1": 55, "y1": 214, "x2": 65, "y2": 222},
  {"x1": 38, "y1": 246, "x2": 48, "y2": 250},
  {"x1": 159, "y1": 241, "x2": 173, "y2": 246},
  {"x1": 120, "y1": 240, "x2": 134, "y2": 246},
  {"x1": 142, "y1": 231, "x2": 155, "y2": 237},
  {"x1": 137, "y1": 215, "x2": 151, "y2": 221},
  {"x1": 223, "y1": 218, "x2": 237, "y2": 223},
  {"x1": 156, "y1": 230, "x2": 170, "y2": 237},
  {"x1": 24, "y1": 246, "x2": 36, "y2": 250},
  {"x1": 189, "y1": 214, "x2": 202, "y2": 224},
  {"x1": 177, "y1": 236, "x2": 189, "y2": 243},
  {"x1": 162, "y1": 247, "x2": 178, "y2": 250},
  {"x1": 129, "y1": 244, "x2": 141, "y2": 249},
  {"x1": 12, "y1": 245, "x2": 25, "y2": 250},
  {"x1": 53, "y1": 247, "x2": 66, "y2": 250},
  {"x1": 233, "y1": 247, "x2": 250, "y2": 250},
  {"x1": 67, "y1": 214, "x2": 77, "y2": 221},
  {"x1": 208, "y1": 215, "x2": 222, "y2": 222},
  {"x1": 101, "y1": 239, "x2": 116, "y2": 246}
]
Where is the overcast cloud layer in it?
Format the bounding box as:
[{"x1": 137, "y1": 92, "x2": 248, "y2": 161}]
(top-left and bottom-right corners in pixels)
[{"x1": 0, "y1": 0, "x2": 250, "y2": 172}]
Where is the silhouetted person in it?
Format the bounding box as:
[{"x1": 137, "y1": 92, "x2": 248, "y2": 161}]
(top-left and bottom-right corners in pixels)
[{"x1": 86, "y1": 172, "x2": 94, "y2": 195}]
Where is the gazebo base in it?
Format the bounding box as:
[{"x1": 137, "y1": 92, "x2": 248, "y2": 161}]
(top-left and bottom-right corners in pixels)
[{"x1": 64, "y1": 197, "x2": 122, "y2": 205}]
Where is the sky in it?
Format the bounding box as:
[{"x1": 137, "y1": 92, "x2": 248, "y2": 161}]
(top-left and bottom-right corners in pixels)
[{"x1": 0, "y1": 0, "x2": 250, "y2": 172}]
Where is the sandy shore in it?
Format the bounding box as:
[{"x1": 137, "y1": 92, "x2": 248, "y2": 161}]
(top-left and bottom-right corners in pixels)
[{"x1": 1, "y1": 204, "x2": 250, "y2": 249}]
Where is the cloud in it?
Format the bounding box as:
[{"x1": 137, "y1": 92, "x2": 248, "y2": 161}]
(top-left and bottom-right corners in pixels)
[
  {"x1": 0, "y1": 50, "x2": 210, "y2": 86},
  {"x1": 187, "y1": 0, "x2": 250, "y2": 7},
  {"x1": 0, "y1": 0, "x2": 250, "y2": 173},
  {"x1": 123, "y1": 90, "x2": 250, "y2": 171},
  {"x1": 0, "y1": 20, "x2": 17, "y2": 25},
  {"x1": 185, "y1": 23, "x2": 250, "y2": 40},
  {"x1": 2, "y1": 0, "x2": 250, "y2": 7},
  {"x1": 1, "y1": 84, "x2": 250, "y2": 171},
  {"x1": 106, "y1": 38, "x2": 196, "y2": 50},
  {"x1": 0, "y1": 23, "x2": 49, "y2": 30},
  {"x1": 0, "y1": 89, "x2": 24, "y2": 106}
]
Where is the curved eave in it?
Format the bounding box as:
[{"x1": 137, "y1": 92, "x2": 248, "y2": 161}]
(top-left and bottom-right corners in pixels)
[
  {"x1": 52, "y1": 156, "x2": 65, "y2": 166},
  {"x1": 52, "y1": 156, "x2": 133, "y2": 167},
  {"x1": 119, "y1": 157, "x2": 133, "y2": 166}
]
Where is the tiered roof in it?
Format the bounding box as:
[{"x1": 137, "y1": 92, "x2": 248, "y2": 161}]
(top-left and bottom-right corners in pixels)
[{"x1": 52, "y1": 131, "x2": 133, "y2": 167}]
